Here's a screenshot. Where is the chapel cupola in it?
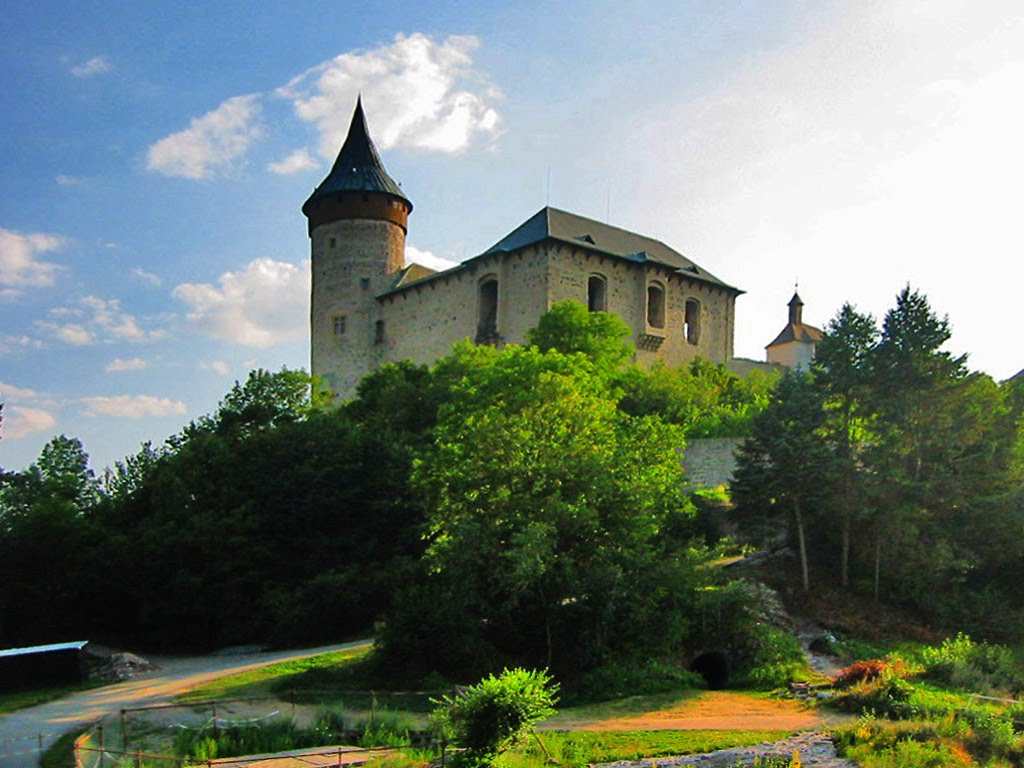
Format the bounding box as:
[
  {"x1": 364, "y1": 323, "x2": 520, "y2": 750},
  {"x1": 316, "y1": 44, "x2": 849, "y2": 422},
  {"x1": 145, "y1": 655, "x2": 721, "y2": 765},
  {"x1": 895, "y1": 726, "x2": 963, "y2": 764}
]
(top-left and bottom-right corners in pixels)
[
  {"x1": 766, "y1": 291, "x2": 823, "y2": 370},
  {"x1": 302, "y1": 96, "x2": 413, "y2": 236},
  {"x1": 788, "y1": 292, "x2": 804, "y2": 324}
]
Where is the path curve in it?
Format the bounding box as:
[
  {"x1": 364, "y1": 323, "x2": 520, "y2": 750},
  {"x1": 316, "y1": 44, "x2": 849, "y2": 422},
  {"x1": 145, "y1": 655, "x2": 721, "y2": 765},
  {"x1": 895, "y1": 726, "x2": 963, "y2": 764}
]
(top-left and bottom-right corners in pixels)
[{"x1": 0, "y1": 639, "x2": 370, "y2": 768}]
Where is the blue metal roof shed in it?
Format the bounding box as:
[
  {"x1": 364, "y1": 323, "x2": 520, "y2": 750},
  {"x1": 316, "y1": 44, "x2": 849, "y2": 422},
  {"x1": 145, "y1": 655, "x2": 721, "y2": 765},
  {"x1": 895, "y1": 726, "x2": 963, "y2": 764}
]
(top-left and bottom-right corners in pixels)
[{"x1": 0, "y1": 641, "x2": 88, "y2": 691}]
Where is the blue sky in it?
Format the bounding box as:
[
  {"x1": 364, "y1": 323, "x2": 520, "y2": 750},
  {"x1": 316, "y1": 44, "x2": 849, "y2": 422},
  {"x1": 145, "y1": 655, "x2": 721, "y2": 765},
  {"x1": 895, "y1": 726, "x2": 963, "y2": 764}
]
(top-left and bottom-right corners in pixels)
[{"x1": 2, "y1": 0, "x2": 1023, "y2": 472}]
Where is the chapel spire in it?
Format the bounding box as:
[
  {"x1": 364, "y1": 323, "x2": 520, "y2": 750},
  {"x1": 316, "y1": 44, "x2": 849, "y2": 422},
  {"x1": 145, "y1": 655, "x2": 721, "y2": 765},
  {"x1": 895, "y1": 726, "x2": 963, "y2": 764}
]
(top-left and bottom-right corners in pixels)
[{"x1": 788, "y1": 292, "x2": 804, "y2": 324}]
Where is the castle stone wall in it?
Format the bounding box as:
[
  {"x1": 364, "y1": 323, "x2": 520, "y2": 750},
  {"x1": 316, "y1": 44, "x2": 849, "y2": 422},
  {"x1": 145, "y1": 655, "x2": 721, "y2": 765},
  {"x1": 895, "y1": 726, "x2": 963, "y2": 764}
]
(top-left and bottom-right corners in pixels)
[
  {"x1": 545, "y1": 245, "x2": 736, "y2": 366},
  {"x1": 378, "y1": 248, "x2": 550, "y2": 369},
  {"x1": 682, "y1": 437, "x2": 743, "y2": 489}
]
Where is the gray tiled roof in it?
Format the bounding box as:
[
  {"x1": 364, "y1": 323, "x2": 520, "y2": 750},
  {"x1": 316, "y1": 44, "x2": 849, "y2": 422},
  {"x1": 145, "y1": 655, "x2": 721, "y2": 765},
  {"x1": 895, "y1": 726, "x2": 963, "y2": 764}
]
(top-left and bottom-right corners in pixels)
[
  {"x1": 302, "y1": 98, "x2": 411, "y2": 215},
  {"x1": 484, "y1": 207, "x2": 740, "y2": 292},
  {"x1": 379, "y1": 207, "x2": 741, "y2": 298}
]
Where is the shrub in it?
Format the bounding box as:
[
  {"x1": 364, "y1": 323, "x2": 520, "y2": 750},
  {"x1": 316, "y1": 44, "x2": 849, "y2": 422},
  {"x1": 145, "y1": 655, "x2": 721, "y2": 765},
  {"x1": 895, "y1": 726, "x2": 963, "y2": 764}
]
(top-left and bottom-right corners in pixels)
[
  {"x1": 569, "y1": 660, "x2": 703, "y2": 703},
  {"x1": 737, "y1": 626, "x2": 808, "y2": 690},
  {"x1": 919, "y1": 634, "x2": 1023, "y2": 695},
  {"x1": 830, "y1": 669, "x2": 914, "y2": 719},
  {"x1": 432, "y1": 668, "x2": 559, "y2": 767}
]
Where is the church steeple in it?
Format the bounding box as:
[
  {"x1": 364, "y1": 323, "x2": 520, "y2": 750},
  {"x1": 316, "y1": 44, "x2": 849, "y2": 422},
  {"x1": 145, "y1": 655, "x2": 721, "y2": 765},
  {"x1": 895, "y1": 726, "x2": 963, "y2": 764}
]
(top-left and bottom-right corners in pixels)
[
  {"x1": 788, "y1": 292, "x2": 804, "y2": 324},
  {"x1": 302, "y1": 97, "x2": 412, "y2": 233}
]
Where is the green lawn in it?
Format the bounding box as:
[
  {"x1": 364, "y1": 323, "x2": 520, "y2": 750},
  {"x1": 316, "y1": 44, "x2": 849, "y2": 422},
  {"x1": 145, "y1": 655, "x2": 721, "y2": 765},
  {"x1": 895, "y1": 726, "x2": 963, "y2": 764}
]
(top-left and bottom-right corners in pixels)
[{"x1": 175, "y1": 643, "x2": 374, "y2": 702}]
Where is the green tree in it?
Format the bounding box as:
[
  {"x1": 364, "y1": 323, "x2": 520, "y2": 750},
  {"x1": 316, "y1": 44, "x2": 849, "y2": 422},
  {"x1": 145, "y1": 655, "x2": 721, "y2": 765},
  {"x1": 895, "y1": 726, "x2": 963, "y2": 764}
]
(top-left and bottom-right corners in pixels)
[
  {"x1": 525, "y1": 300, "x2": 634, "y2": 369},
  {"x1": 394, "y1": 344, "x2": 691, "y2": 674},
  {"x1": 812, "y1": 303, "x2": 878, "y2": 588},
  {"x1": 732, "y1": 371, "x2": 833, "y2": 593},
  {"x1": 619, "y1": 359, "x2": 777, "y2": 437}
]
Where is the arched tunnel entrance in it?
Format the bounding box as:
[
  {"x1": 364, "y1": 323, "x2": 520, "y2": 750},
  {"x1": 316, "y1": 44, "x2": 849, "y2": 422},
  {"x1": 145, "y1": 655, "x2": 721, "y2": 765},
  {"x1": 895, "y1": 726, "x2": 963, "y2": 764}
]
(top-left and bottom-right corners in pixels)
[{"x1": 690, "y1": 651, "x2": 730, "y2": 690}]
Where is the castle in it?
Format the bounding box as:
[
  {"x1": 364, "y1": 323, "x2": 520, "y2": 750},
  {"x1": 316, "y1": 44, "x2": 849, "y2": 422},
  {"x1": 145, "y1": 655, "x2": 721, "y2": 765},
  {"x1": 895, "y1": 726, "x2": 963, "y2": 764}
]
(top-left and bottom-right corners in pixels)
[{"x1": 304, "y1": 100, "x2": 816, "y2": 397}]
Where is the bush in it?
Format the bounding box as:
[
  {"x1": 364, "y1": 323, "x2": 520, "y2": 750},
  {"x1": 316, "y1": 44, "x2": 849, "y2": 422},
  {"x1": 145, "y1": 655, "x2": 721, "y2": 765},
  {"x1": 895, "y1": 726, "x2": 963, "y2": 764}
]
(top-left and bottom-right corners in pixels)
[
  {"x1": 919, "y1": 634, "x2": 1023, "y2": 695},
  {"x1": 830, "y1": 669, "x2": 914, "y2": 719},
  {"x1": 569, "y1": 660, "x2": 703, "y2": 703},
  {"x1": 432, "y1": 668, "x2": 558, "y2": 767},
  {"x1": 737, "y1": 626, "x2": 808, "y2": 689}
]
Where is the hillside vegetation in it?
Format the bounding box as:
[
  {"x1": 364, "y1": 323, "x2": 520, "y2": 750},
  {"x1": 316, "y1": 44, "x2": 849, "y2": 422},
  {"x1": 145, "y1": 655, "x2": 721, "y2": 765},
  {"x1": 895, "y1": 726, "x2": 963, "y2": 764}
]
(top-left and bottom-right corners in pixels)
[{"x1": 1, "y1": 292, "x2": 1021, "y2": 700}]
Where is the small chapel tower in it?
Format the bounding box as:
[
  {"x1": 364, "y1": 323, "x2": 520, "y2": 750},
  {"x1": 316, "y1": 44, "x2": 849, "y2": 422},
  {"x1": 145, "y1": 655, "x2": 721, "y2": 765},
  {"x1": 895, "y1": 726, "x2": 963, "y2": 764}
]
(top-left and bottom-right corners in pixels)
[
  {"x1": 303, "y1": 98, "x2": 413, "y2": 397},
  {"x1": 765, "y1": 292, "x2": 823, "y2": 370}
]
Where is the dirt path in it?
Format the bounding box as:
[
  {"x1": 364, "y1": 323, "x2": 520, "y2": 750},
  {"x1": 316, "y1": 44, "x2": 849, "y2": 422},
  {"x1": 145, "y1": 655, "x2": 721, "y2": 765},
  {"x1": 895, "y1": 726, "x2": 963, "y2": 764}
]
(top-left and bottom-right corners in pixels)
[
  {"x1": 0, "y1": 640, "x2": 369, "y2": 768},
  {"x1": 549, "y1": 690, "x2": 851, "y2": 731}
]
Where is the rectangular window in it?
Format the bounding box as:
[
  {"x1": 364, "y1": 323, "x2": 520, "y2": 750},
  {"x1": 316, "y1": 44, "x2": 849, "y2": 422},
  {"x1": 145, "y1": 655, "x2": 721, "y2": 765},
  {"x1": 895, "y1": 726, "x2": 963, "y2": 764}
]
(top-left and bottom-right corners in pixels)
[
  {"x1": 329, "y1": 237, "x2": 337, "y2": 249},
  {"x1": 360, "y1": 277, "x2": 370, "y2": 291},
  {"x1": 333, "y1": 315, "x2": 346, "y2": 335},
  {"x1": 374, "y1": 319, "x2": 385, "y2": 345}
]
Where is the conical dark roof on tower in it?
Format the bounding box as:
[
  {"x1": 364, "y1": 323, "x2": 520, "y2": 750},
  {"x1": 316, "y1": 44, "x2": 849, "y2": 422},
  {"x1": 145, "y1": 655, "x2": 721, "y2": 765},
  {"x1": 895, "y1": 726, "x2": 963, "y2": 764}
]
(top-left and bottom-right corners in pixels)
[{"x1": 302, "y1": 98, "x2": 411, "y2": 215}]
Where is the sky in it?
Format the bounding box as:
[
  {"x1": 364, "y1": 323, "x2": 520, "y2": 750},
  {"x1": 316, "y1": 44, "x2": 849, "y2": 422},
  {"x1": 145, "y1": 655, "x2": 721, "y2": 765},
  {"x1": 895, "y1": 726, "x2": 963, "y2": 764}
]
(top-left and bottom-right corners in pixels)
[{"x1": 2, "y1": 0, "x2": 1023, "y2": 472}]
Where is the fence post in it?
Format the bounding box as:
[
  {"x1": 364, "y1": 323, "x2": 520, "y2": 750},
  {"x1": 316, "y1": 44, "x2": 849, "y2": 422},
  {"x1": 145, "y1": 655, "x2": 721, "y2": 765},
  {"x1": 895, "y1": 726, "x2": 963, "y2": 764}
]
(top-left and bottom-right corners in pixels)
[
  {"x1": 37, "y1": 733, "x2": 43, "y2": 756},
  {"x1": 338, "y1": 746, "x2": 343, "y2": 767},
  {"x1": 212, "y1": 702, "x2": 219, "y2": 738},
  {"x1": 98, "y1": 724, "x2": 105, "y2": 768},
  {"x1": 121, "y1": 709, "x2": 128, "y2": 753}
]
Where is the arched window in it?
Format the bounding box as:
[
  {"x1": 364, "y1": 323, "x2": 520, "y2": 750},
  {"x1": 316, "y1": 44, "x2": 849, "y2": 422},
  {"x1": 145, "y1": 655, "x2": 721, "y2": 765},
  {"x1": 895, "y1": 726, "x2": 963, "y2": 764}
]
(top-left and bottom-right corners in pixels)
[
  {"x1": 477, "y1": 277, "x2": 499, "y2": 343},
  {"x1": 587, "y1": 274, "x2": 607, "y2": 312},
  {"x1": 685, "y1": 299, "x2": 701, "y2": 345},
  {"x1": 647, "y1": 282, "x2": 665, "y2": 329}
]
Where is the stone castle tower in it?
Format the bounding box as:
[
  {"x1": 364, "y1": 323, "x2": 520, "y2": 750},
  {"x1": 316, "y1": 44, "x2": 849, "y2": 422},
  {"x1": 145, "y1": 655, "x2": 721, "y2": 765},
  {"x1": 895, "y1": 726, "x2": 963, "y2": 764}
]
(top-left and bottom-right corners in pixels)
[{"x1": 302, "y1": 98, "x2": 413, "y2": 397}]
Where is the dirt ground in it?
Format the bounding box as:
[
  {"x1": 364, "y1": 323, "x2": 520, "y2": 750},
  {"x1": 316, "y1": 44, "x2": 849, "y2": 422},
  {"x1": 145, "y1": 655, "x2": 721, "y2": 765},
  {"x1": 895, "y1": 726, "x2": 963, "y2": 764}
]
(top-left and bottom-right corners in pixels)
[{"x1": 550, "y1": 690, "x2": 851, "y2": 731}]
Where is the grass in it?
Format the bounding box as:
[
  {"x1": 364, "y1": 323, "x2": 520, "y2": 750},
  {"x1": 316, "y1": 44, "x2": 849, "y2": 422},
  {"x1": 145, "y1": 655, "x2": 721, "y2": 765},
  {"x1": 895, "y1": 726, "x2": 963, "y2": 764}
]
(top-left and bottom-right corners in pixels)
[
  {"x1": 175, "y1": 642, "x2": 373, "y2": 702},
  {"x1": 0, "y1": 680, "x2": 105, "y2": 715},
  {"x1": 39, "y1": 726, "x2": 89, "y2": 768}
]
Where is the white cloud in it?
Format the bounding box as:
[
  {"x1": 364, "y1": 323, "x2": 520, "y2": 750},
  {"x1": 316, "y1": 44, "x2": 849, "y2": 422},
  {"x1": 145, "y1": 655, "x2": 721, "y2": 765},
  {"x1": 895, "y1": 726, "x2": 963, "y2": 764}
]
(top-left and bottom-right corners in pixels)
[
  {"x1": 406, "y1": 245, "x2": 459, "y2": 272},
  {"x1": 81, "y1": 395, "x2": 187, "y2": 419},
  {"x1": 132, "y1": 267, "x2": 162, "y2": 286},
  {"x1": 38, "y1": 296, "x2": 166, "y2": 345},
  {"x1": 0, "y1": 381, "x2": 42, "y2": 401},
  {"x1": 106, "y1": 357, "x2": 148, "y2": 372},
  {"x1": 56, "y1": 175, "x2": 80, "y2": 186},
  {"x1": 172, "y1": 258, "x2": 308, "y2": 347},
  {"x1": 0, "y1": 228, "x2": 65, "y2": 292},
  {"x1": 268, "y1": 148, "x2": 319, "y2": 175},
  {"x1": 0, "y1": 381, "x2": 58, "y2": 439},
  {"x1": 202, "y1": 360, "x2": 231, "y2": 375},
  {"x1": 0, "y1": 334, "x2": 43, "y2": 353},
  {"x1": 2, "y1": 406, "x2": 57, "y2": 440},
  {"x1": 147, "y1": 94, "x2": 263, "y2": 179},
  {"x1": 70, "y1": 56, "x2": 111, "y2": 78},
  {"x1": 55, "y1": 323, "x2": 92, "y2": 345},
  {"x1": 278, "y1": 33, "x2": 501, "y2": 157}
]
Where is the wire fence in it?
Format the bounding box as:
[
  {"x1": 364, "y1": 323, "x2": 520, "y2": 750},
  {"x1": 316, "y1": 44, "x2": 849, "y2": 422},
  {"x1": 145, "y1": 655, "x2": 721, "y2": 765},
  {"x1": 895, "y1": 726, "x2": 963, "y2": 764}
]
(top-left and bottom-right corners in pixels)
[{"x1": 72, "y1": 689, "x2": 447, "y2": 768}]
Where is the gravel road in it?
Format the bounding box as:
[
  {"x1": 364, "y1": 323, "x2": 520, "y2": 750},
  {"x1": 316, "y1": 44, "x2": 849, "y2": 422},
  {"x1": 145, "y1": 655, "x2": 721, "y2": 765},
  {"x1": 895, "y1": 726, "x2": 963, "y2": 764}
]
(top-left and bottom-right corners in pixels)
[{"x1": 0, "y1": 640, "x2": 369, "y2": 768}]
